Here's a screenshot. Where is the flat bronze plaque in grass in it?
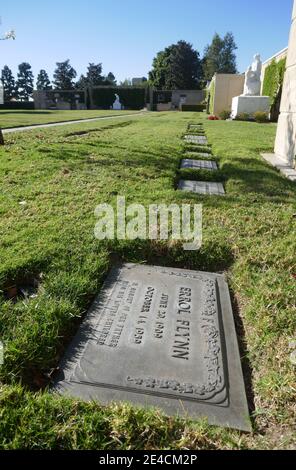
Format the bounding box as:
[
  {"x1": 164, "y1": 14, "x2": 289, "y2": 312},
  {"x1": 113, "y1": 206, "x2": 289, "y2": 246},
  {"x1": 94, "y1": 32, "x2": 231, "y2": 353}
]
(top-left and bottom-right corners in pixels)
[
  {"x1": 53, "y1": 264, "x2": 250, "y2": 431},
  {"x1": 184, "y1": 135, "x2": 208, "y2": 145},
  {"x1": 181, "y1": 159, "x2": 218, "y2": 171},
  {"x1": 179, "y1": 180, "x2": 225, "y2": 196}
]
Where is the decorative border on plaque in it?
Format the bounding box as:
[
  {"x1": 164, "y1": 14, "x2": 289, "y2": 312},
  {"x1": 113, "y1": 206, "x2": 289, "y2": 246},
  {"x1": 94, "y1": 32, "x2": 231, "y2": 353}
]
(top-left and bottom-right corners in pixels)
[{"x1": 125, "y1": 274, "x2": 226, "y2": 401}]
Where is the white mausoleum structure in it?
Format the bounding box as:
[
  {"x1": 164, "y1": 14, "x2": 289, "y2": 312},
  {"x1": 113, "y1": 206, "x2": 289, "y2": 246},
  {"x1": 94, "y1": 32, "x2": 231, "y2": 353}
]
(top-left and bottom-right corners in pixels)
[
  {"x1": 274, "y1": 0, "x2": 296, "y2": 169},
  {"x1": 263, "y1": 0, "x2": 296, "y2": 180}
]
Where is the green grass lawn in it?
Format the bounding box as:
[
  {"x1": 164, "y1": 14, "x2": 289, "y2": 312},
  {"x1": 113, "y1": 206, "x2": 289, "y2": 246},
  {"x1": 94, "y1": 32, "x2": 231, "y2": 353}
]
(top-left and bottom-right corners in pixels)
[
  {"x1": 0, "y1": 109, "x2": 141, "y2": 129},
  {"x1": 0, "y1": 113, "x2": 295, "y2": 449}
]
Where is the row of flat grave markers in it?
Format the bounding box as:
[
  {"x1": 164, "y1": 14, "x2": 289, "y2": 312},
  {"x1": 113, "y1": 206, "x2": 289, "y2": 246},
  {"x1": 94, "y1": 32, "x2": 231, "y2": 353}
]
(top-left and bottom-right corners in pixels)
[
  {"x1": 53, "y1": 122, "x2": 250, "y2": 432},
  {"x1": 179, "y1": 124, "x2": 225, "y2": 196}
]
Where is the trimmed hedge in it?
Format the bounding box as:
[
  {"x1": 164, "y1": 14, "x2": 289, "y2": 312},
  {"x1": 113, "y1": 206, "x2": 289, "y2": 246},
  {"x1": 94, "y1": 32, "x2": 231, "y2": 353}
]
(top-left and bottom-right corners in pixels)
[
  {"x1": 91, "y1": 87, "x2": 146, "y2": 110},
  {"x1": 181, "y1": 104, "x2": 206, "y2": 112},
  {"x1": 118, "y1": 88, "x2": 145, "y2": 110},
  {"x1": 91, "y1": 88, "x2": 116, "y2": 109},
  {"x1": 0, "y1": 102, "x2": 35, "y2": 110},
  {"x1": 262, "y1": 58, "x2": 286, "y2": 121}
]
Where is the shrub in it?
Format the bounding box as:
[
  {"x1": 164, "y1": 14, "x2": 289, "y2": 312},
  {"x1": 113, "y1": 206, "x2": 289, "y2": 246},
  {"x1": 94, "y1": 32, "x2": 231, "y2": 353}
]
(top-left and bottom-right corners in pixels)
[
  {"x1": 91, "y1": 87, "x2": 146, "y2": 110},
  {"x1": 91, "y1": 88, "x2": 116, "y2": 109},
  {"x1": 207, "y1": 115, "x2": 219, "y2": 120},
  {"x1": 0, "y1": 101, "x2": 35, "y2": 110},
  {"x1": 254, "y1": 111, "x2": 269, "y2": 123},
  {"x1": 235, "y1": 113, "x2": 251, "y2": 121},
  {"x1": 118, "y1": 88, "x2": 146, "y2": 110},
  {"x1": 181, "y1": 104, "x2": 206, "y2": 112},
  {"x1": 219, "y1": 110, "x2": 231, "y2": 120}
]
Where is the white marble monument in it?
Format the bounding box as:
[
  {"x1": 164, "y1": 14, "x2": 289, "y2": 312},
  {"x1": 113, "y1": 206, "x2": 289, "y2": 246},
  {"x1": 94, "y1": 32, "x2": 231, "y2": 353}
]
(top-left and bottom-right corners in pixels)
[{"x1": 231, "y1": 54, "x2": 269, "y2": 119}]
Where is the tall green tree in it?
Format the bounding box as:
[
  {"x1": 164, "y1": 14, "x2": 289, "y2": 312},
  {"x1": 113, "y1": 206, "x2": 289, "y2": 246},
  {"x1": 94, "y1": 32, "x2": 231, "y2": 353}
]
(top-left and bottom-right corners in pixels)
[
  {"x1": 36, "y1": 69, "x2": 52, "y2": 90},
  {"x1": 76, "y1": 63, "x2": 106, "y2": 88},
  {"x1": 203, "y1": 32, "x2": 237, "y2": 81},
  {"x1": 53, "y1": 60, "x2": 77, "y2": 90},
  {"x1": 16, "y1": 62, "x2": 34, "y2": 101},
  {"x1": 85, "y1": 63, "x2": 104, "y2": 86},
  {"x1": 76, "y1": 74, "x2": 87, "y2": 89},
  {"x1": 105, "y1": 72, "x2": 116, "y2": 86},
  {"x1": 149, "y1": 41, "x2": 202, "y2": 90},
  {"x1": 1, "y1": 65, "x2": 16, "y2": 100}
]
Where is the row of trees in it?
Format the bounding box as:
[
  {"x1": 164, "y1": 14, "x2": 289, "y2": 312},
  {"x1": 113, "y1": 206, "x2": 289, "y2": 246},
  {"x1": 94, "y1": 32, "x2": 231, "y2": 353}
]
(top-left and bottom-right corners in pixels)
[
  {"x1": 1, "y1": 61, "x2": 118, "y2": 101},
  {"x1": 1, "y1": 32, "x2": 238, "y2": 101},
  {"x1": 149, "y1": 33, "x2": 237, "y2": 89}
]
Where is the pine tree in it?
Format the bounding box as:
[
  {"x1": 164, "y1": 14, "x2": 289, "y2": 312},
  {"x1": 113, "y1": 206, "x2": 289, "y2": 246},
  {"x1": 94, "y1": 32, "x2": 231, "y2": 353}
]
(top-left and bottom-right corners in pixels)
[
  {"x1": 85, "y1": 63, "x2": 104, "y2": 86},
  {"x1": 203, "y1": 32, "x2": 237, "y2": 81},
  {"x1": 76, "y1": 74, "x2": 87, "y2": 89},
  {"x1": 53, "y1": 60, "x2": 77, "y2": 90},
  {"x1": 36, "y1": 69, "x2": 52, "y2": 90},
  {"x1": 16, "y1": 62, "x2": 34, "y2": 101},
  {"x1": 105, "y1": 72, "x2": 116, "y2": 86},
  {"x1": 1, "y1": 65, "x2": 16, "y2": 100},
  {"x1": 220, "y1": 32, "x2": 238, "y2": 74}
]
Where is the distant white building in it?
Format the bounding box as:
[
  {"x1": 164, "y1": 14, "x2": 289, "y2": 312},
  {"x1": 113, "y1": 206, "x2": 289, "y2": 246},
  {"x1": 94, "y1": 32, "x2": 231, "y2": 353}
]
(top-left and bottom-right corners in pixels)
[{"x1": 132, "y1": 77, "x2": 147, "y2": 86}]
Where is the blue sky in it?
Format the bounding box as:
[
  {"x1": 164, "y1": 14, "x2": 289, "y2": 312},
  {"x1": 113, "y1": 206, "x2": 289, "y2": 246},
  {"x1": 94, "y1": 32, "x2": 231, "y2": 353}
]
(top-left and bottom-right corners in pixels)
[{"x1": 0, "y1": 0, "x2": 294, "y2": 84}]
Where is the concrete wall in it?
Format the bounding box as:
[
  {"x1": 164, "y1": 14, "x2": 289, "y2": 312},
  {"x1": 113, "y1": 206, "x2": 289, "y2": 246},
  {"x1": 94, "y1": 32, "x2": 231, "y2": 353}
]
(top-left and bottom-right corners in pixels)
[
  {"x1": 157, "y1": 103, "x2": 172, "y2": 111},
  {"x1": 171, "y1": 90, "x2": 205, "y2": 109},
  {"x1": 33, "y1": 91, "x2": 47, "y2": 109},
  {"x1": 211, "y1": 74, "x2": 244, "y2": 115},
  {"x1": 274, "y1": 0, "x2": 296, "y2": 167},
  {"x1": 34, "y1": 90, "x2": 87, "y2": 110}
]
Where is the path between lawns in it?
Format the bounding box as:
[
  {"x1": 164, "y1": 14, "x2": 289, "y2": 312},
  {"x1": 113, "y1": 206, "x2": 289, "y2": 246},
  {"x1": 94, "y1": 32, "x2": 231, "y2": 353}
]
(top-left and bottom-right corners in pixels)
[{"x1": 2, "y1": 112, "x2": 146, "y2": 134}]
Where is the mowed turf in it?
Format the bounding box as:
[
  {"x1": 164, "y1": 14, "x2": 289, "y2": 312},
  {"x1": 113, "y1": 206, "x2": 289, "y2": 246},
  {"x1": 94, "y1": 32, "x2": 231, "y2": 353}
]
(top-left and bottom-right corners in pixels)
[
  {"x1": 0, "y1": 112, "x2": 295, "y2": 449},
  {"x1": 0, "y1": 109, "x2": 141, "y2": 129}
]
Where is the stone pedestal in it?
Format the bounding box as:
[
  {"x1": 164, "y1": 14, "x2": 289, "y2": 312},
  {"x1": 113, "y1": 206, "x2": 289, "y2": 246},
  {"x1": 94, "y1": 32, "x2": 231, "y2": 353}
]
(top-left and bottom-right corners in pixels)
[
  {"x1": 231, "y1": 95, "x2": 270, "y2": 119},
  {"x1": 274, "y1": 0, "x2": 296, "y2": 168}
]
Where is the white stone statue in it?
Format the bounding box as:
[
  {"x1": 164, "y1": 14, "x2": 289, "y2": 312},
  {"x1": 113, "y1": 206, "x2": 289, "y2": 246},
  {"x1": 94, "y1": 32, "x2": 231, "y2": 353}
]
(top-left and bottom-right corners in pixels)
[
  {"x1": 243, "y1": 54, "x2": 262, "y2": 96},
  {"x1": 112, "y1": 94, "x2": 122, "y2": 110}
]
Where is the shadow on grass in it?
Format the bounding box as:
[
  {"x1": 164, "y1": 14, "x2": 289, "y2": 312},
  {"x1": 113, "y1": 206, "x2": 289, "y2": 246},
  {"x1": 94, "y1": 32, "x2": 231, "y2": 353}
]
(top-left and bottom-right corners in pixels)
[
  {"x1": 38, "y1": 142, "x2": 179, "y2": 173},
  {"x1": 64, "y1": 121, "x2": 133, "y2": 138},
  {"x1": 222, "y1": 158, "x2": 296, "y2": 201},
  {"x1": 176, "y1": 168, "x2": 226, "y2": 184},
  {"x1": 107, "y1": 238, "x2": 235, "y2": 273},
  {"x1": 0, "y1": 111, "x2": 53, "y2": 115},
  {"x1": 228, "y1": 288, "x2": 256, "y2": 427}
]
